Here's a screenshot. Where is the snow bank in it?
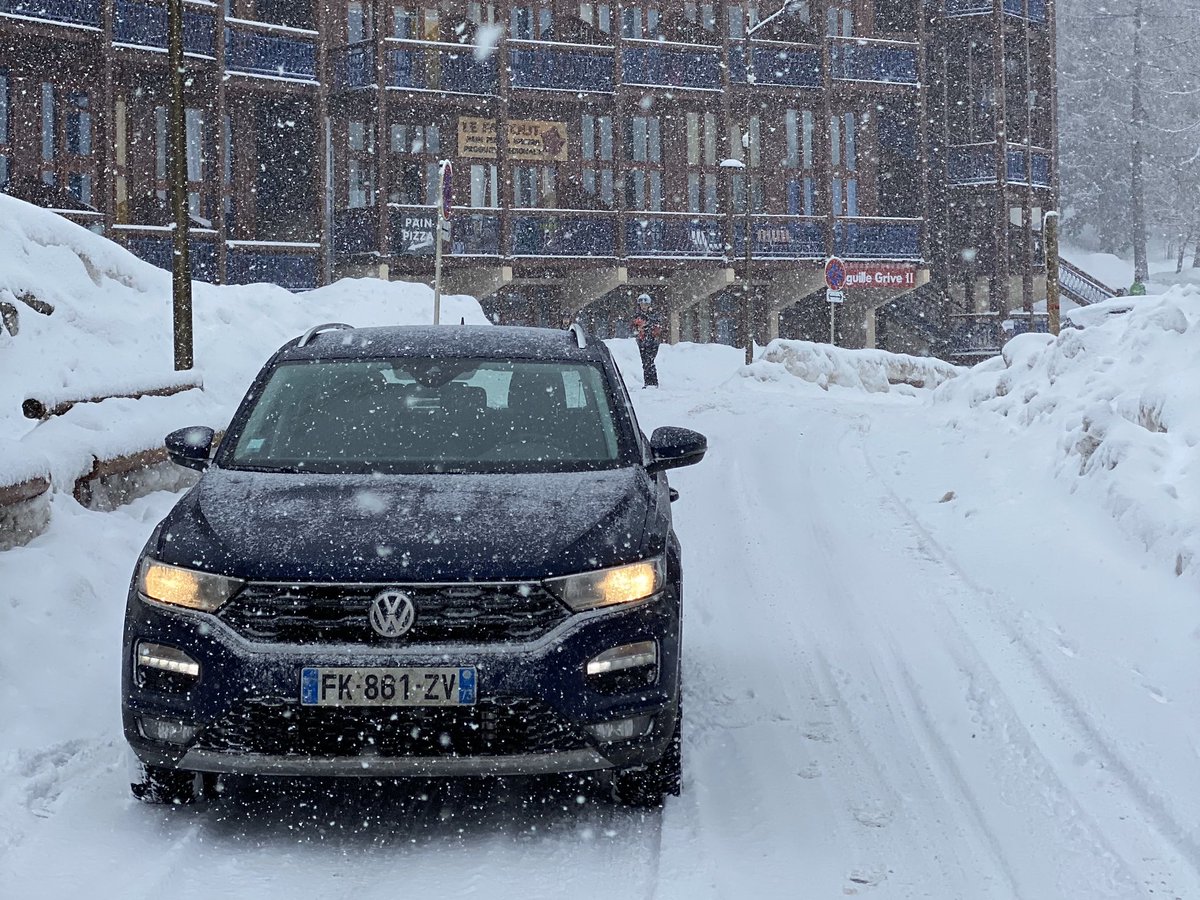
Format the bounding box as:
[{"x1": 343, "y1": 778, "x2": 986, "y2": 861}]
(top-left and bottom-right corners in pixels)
[
  {"x1": 743, "y1": 339, "x2": 962, "y2": 393},
  {"x1": 0, "y1": 195, "x2": 487, "y2": 490},
  {"x1": 937, "y1": 288, "x2": 1199, "y2": 581}
]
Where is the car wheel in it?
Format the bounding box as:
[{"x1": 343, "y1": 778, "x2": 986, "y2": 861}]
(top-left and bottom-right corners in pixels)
[
  {"x1": 611, "y1": 700, "x2": 682, "y2": 808},
  {"x1": 131, "y1": 764, "x2": 199, "y2": 805}
]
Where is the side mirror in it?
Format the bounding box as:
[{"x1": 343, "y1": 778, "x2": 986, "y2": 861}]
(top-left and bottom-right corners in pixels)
[
  {"x1": 166, "y1": 426, "x2": 215, "y2": 471},
  {"x1": 647, "y1": 427, "x2": 707, "y2": 474}
]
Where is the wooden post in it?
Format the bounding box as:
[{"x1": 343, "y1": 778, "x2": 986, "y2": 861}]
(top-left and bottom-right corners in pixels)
[{"x1": 168, "y1": 0, "x2": 193, "y2": 370}]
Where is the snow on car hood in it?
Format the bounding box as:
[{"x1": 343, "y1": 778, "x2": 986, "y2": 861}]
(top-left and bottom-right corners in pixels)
[{"x1": 155, "y1": 466, "x2": 658, "y2": 583}]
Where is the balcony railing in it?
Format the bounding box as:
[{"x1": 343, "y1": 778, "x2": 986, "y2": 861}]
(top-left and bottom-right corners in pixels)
[
  {"x1": 450, "y1": 211, "x2": 502, "y2": 256},
  {"x1": 333, "y1": 42, "x2": 375, "y2": 89},
  {"x1": 735, "y1": 216, "x2": 825, "y2": 258},
  {"x1": 0, "y1": 0, "x2": 98, "y2": 27},
  {"x1": 947, "y1": 144, "x2": 995, "y2": 185},
  {"x1": 509, "y1": 43, "x2": 614, "y2": 92},
  {"x1": 114, "y1": 1, "x2": 214, "y2": 56},
  {"x1": 1031, "y1": 151, "x2": 1052, "y2": 187},
  {"x1": 123, "y1": 232, "x2": 217, "y2": 282},
  {"x1": 943, "y1": 0, "x2": 991, "y2": 13},
  {"x1": 627, "y1": 214, "x2": 724, "y2": 257},
  {"x1": 1006, "y1": 149, "x2": 1029, "y2": 184},
  {"x1": 830, "y1": 38, "x2": 918, "y2": 85},
  {"x1": 226, "y1": 244, "x2": 318, "y2": 290},
  {"x1": 333, "y1": 208, "x2": 377, "y2": 260},
  {"x1": 511, "y1": 212, "x2": 617, "y2": 256},
  {"x1": 834, "y1": 217, "x2": 921, "y2": 259},
  {"x1": 225, "y1": 23, "x2": 317, "y2": 81},
  {"x1": 729, "y1": 42, "x2": 821, "y2": 88},
  {"x1": 388, "y1": 40, "x2": 497, "y2": 94},
  {"x1": 621, "y1": 42, "x2": 722, "y2": 90}
]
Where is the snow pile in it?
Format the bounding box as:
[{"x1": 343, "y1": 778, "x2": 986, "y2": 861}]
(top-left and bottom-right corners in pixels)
[
  {"x1": 937, "y1": 288, "x2": 1199, "y2": 581},
  {"x1": 0, "y1": 194, "x2": 487, "y2": 489},
  {"x1": 743, "y1": 339, "x2": 962, "y2": 393}
]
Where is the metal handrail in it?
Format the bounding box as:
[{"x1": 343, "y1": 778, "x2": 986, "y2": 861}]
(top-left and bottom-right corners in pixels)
[{"x1": 297, "y1": 322, "x2": 353, "y2": 348}]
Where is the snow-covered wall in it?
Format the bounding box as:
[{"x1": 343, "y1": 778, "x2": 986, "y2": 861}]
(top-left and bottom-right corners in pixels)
[
  {"x1": 936, "y1": 288, "x2": 1199, "y2": 582},
  {"x1": 0, "y1": 195, "x2": 488, "y2": 493}
]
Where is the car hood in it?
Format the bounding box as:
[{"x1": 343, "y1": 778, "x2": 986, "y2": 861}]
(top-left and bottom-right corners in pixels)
[{"x1": 154, "y1": 466, "x2": 660, "y2": 583}]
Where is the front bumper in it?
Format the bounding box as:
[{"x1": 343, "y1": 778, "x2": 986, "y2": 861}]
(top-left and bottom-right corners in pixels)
[{"x1": 122, "y1": 585, "x2": 681, "y2": 778}]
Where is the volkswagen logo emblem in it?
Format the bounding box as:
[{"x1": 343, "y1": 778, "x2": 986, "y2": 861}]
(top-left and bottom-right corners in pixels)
[{"x1": 368, "y1": 589, "x2": 416, "y2": 638}]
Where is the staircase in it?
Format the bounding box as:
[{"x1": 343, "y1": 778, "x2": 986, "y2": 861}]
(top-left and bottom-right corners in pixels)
[{"x1": 1059, "y1": 258, "x2": 1120, "y2": 307}]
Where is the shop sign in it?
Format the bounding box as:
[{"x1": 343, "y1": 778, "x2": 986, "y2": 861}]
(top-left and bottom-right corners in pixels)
[
  {"x1": 397, "y1": 211, "x2": 436, "y2": 255},
  {"x1": 843, "y1": 263, "x2": 918, "y2": 288},
  {"x1": 458, "y1": 117, "x2": 569, "y2": 162}
]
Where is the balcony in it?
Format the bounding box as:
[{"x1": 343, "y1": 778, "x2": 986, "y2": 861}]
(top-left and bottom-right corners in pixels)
[
  {"x1": 509, "y1": 42, "x2": 614, "y2": 93},
  {"x1": 0, "y1": 0, "x2": 98, "y2": 27},
  {"x1": 450, "y1": 211, "x2": 501, "y2": 256},
  {"x1": 834, "y1": 218, "x2": 921, "y2": 259},
  {"x1": 730, "y1": 42, "x2": 821, "y2": 88},
  {"x1": 1006, "y1": 148, "x2": 1029, "y2": 184},
  {"x1": 943, "y1": 0, "x2": 1047, "y2": 21},
  {"x1": 113, "y1": 1, "x2": 215, "y2": 56},
  {"x1": 226, "y1": 243, "x2": 318, "y2": 291},
  {"x1": 627, "y1": 214, "x2": 724, "y2": 257},
  {"x1": 830, "y1": 38, "x2": 918, "y2": 86},
  {"x1": 511, "y1": 212, "x2": 616, "y2": 256},
  {"x1": 943, "y1": 0, "x2": 991, "y2": 14},
  {"x1": 225, "y1": 22, "x2": 317, "y2": 82},
  {"x1": 621, "y1": 42, "x2": 722, "y2": 91},
  {"x1": 735, "y1": 216, "x2": 824, "y2": 258},
  {"x1": 946, "y1": 145, "x2": 995, "y2": 185},
  {"x1": 388, "y1": 40, "x2": 497, "y2": 95}
]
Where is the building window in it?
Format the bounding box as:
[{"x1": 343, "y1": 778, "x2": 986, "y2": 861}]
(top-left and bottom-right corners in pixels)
[
  {"x1": 41, "y1": 83, "x2": 56, "y2": 186},
  {"x1": 626, "y1": 115, "x2": 662, "y2": 210},
  {"x1": 621, "y1": 4, "x2": 660, "y2": 39},
  {"x1": 831, "y1": 112, "x2": 858, "y2": 216},
  {"x1": 389, "y1": 122, "x2": 440, "y2": 205},
  {"x1": 727, "y1": 2, "x2": 757, "y2": 38},
  {"x1": 469, "y1": 163, "x2": 498, "y2": 208},
  {"x1": 730, "y1": 116, "x2": 763, "y2": 214},
  {"x1": 513, "y1": 165, "x2": 556, "y2": 208},
  {"x1": 579, "y1": 2, "x2": 611, "y2": 33},
  {"x1": 155, "y1": 105, "x2": 168, "y2": 200},
  {"x1": 683, "y1": 1, "x2": 716, "y2": 31},
  {"x1": 784, "y1": 108, "x2": 814, "y2": 216},
  {"x1": 581, "y1": 113, "x2": 614, "y2": 208},
  {"x1": 348, "y1": 120, "x2": 375, "y2": 208},
  {"x1": 827, "y1": 3, "x2": 852, "y2": 36},
  {"x1": 0, "y1": 71, "x2": 9, "y2": 190},
  {"x1": 186, "y1": 108, "x2": 205, "y2": 219},
  {"x1": 348, "y1": 1, "x2": 370, "y2": 43},
  {"x1": 510, "y1": 4, "x2": 551, "y2": 39},
  {"x1": 685, "y1": 110, "x2": 718, "y2": 213},
  {"x1": 66, "y1": 93, "x2": 91, "y2": 156}
]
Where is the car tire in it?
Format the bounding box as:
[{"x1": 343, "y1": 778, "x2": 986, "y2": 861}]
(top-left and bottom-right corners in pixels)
[
  {"x1": 131, "y1": 764, "x2": 199, "y2": 805},
  {"x1": 611, "y1": 700, "x2": 682, "y2": 808}
]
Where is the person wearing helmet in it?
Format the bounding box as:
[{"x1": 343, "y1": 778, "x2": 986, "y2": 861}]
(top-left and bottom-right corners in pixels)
[{"x1": 632, "y1": 293, "x2": 664, "y2": 387}]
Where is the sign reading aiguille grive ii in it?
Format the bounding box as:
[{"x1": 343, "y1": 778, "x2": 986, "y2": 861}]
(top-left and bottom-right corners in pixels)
[{"x1": 458, "y1": 117, "x2": 569, "y2": 162}]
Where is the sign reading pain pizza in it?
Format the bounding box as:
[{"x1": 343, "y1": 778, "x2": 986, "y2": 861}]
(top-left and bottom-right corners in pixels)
[{"x1": 458, "y1": 117, "x2": 569, "y2": 162}]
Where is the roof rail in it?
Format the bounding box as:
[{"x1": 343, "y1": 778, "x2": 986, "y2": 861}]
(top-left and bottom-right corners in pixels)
[
  {"x1": 298, "y1": 322, "x2": 353, "y2": 348},
  {"x1": 568, "y1": 322, "x2": 587, "y2": 349}
]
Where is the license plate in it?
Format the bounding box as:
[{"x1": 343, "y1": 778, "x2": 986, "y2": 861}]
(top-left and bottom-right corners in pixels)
[{"x1": 300, "y1": 666, "x2": 477, "y2": 707}]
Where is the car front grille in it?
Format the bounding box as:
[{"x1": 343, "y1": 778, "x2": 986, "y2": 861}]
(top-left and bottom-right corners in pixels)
[
  {"x1": 196, "y1": 698, "x2": 588, "y2": 758},
  {"x1": 219, "y1": 582, "x2": 571, "y2": 646}
]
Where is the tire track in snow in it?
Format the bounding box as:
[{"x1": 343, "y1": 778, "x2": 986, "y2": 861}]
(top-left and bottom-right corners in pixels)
[{"x1": 856, "y1": 414, "x2": 1200, "y2": 897}]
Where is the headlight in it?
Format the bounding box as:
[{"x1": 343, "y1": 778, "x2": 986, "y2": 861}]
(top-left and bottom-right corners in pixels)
[
  {"x1": 546, "y1": 557, "x2": 665, "y2": 612},
  {"x1": 137, "y1": 558, "x2": 242, "y2": 612}
]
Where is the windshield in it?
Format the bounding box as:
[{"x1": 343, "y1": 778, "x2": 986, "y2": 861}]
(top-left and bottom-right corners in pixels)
[{"x1": 224, "y1": 358, "x2": 629, "y2": 474}]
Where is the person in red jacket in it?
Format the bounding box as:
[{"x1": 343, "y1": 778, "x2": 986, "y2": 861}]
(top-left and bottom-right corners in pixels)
[{"x1": 632, "y1": 293, "x2": 664, "y2": 387}]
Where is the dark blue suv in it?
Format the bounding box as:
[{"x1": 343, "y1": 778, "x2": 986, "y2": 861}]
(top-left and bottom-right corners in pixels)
[{"x1": 122, "y1": 323, "x2": 706, "y2": 807}]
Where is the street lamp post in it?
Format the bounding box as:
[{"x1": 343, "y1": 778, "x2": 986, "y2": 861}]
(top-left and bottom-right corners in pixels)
[{"x1": 168, "y1": 0, "x2": 193, "y2": 370}]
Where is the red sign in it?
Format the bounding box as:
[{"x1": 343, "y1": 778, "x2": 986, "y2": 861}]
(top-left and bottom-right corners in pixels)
[
  {"x1": 843, "y1": 263, "x2": 918, "y2": 289},
  {"x1": 824, "y1": 257, "x2": 847, "y2": 291}
]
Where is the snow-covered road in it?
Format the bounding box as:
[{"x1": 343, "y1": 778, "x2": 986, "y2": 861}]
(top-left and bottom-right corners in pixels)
[{"x1": 3, "y1": 346, "x2": 1197, "y2": 899}]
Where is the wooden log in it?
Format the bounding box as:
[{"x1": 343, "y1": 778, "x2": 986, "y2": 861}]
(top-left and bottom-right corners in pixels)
[
  {"x1": 23, "y1": 378, "x2": 204, "y2": 420},
  {"x1": 0, "y1": 476, "x2": 51, "y2": 508}
]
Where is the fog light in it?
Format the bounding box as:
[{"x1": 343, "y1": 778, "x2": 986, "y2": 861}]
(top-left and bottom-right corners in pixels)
[
  {"x1": 137, "y1": 717, "x2": 198, "y2": 745},
  {"x1": 587, "y1": 715, "x2": 655, "y2": 743},
  {"x1": 136, "y1": 642, "x2": 200, "y2": 679},
  {"x1": 586, "y1": 641, "x2": 657, "y2": 677}
]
